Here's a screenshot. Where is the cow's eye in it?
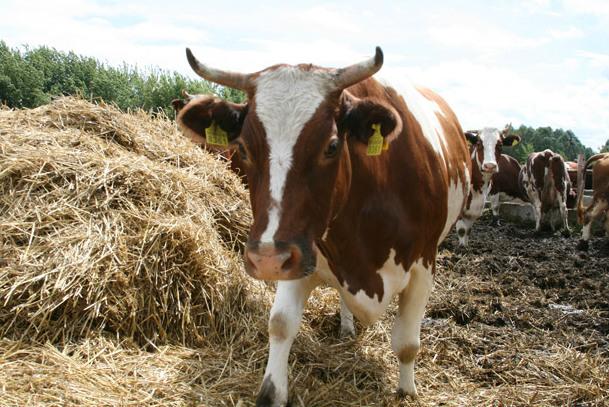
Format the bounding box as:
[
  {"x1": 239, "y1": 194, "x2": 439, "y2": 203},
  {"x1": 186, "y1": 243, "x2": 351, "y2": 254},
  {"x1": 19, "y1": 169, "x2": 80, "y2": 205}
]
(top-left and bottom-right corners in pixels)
[{"x1": 324, "y1": 138, "x2": 340, "y2": 159}]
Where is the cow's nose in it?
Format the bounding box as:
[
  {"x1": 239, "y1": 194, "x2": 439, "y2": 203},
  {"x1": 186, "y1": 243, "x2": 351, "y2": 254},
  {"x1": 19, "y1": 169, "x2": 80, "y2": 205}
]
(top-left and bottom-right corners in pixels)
[
  {"x1": 245, "y1": 243, "x2": 303, "y2": 281},
  {"x1": 482, "y1": 162, "x2": 497, "y2": 173}
]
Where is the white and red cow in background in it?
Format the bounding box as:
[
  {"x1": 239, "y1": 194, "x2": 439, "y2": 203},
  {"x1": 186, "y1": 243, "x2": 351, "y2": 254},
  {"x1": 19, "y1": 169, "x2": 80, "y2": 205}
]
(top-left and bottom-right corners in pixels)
[
  {"x1": 455, "y1": 126, "x2": 520, "y2": 245},
  {"x1": 577, "y1": 153, "x2": 609, "y2": 250},
  {"x1": 175, "y1": 47, "x2": 471, "y2": 406},
  {"x1": 487, "y1": 154, "x2": 529, "y2": 218},
  {"x1": 519, "y1": 149, "x2": 571, "y2": 232}
]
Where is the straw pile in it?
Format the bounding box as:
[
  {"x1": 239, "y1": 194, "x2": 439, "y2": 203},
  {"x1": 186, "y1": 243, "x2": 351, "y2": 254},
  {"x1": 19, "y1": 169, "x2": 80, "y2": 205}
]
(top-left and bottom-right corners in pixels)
[{"x1": 1, "y1": 98, "x2": 607, "y2": 406}]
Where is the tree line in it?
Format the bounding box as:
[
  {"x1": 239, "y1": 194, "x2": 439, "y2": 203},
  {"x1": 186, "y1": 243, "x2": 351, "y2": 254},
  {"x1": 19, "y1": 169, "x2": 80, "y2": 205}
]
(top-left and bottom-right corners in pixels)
[
  {"x1": 0, "y1": 41, "x2": 244, "y2": 119},
  {"x1": 502, "y1": 125, "x2": 597, "y2": 162},
  {"x1": 1, "y1": 41, "x2": 605, "y2": 160}
]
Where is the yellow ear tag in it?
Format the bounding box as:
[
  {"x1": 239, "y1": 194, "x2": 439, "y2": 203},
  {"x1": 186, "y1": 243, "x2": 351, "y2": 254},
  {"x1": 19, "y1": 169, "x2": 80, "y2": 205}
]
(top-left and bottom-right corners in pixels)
[
  {"x1": 367, "y1": 123, "x2": 384, "y2": 156},
  {"x1": 205, "y1": 121, "x2": 229, "y2": 146}
]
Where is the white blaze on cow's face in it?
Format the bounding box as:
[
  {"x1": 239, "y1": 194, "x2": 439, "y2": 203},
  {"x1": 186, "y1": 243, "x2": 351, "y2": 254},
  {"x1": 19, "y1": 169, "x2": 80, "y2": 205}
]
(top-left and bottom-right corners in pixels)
[
  {"x1": 254, "y1": 67, "x2": 334, "y2": 243},
  {"x1": 469, "y1": 127, "x2": 502, "y2": 180}
]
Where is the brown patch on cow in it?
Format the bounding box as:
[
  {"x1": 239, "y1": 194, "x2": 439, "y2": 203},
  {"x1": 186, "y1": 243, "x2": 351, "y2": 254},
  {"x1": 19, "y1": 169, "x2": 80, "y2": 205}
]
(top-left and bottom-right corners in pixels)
[
  {"x1": 489, "y1": 154, "x2": 528, "y2": 202},
  {"x1": 268, "y1": 313, "x2": 288, "y2": 341},
  {"x1": 398, "y1": 343, "x2": 420, "y2": 364},
  {"x1": 578, "y1": 153, "x2": 609, "y2": 228}
]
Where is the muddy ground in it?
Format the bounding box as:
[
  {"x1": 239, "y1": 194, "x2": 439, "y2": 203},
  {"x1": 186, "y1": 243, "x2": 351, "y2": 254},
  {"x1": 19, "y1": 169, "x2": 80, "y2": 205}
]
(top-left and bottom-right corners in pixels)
[{"x1": 437, "y1": 212, "x2": 608, "y2": 349}]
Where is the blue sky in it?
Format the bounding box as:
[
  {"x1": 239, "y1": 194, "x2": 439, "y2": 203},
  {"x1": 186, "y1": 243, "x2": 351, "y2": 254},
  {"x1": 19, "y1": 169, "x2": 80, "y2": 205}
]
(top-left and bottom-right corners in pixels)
[{"x1": 1, "y1": 0, "x2": 608, "y2": 149}]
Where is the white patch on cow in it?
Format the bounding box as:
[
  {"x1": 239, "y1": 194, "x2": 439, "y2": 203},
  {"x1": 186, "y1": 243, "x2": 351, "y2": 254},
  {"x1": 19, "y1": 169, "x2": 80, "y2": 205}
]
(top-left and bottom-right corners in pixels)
[
  {"x1": 440, "y1": 162, "x2": 469, "y2": 242},
  {"x1": 391, "y1": 258, "x2": 433, "y2": 397},
  {"x1": 255, "y1": 67, "x2": 333, "y2": 243},
  {"x1": 379, "y1": 78, "x2": 446, "y2": 159},
  {"x1": 340, "y1": 249, "x2": 410, "y2": 325}
]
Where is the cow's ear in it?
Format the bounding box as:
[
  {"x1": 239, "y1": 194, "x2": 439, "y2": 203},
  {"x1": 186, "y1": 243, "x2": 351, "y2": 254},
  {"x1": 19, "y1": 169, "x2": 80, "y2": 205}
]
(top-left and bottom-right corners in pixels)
[
  {"x1": 339, "y1": 93, "x2": 402, "y2": 147},
  {"x1": 174, "y1": 95, "x2": 248, "y2": 145},
  {"x1": 502, "y1": 134, "x2": 520, "y2": 147},
  {"x1": 465, "y1": 131, "x2": 479, "y2": 145}
]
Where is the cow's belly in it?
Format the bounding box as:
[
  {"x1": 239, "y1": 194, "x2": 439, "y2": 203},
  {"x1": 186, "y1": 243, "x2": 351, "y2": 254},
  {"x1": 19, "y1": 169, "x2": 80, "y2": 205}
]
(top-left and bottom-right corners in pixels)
[{"x1": 315, "y1": 249, "x2": 410, "y2": 325}]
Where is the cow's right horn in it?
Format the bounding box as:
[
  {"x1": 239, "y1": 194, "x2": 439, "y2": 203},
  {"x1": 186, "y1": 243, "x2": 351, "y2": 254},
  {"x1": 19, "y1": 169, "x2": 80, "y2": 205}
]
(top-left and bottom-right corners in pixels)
[
  {"x1": 332, "y1": 46, "x2": 384, "y2": 90},
  {"x1": 186, "y1": 48, "x2": 253, "y2": 90}
]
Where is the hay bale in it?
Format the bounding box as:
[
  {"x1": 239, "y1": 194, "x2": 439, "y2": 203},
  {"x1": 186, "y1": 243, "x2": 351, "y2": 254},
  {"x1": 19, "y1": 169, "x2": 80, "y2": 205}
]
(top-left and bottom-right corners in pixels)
[{"x1": 0, "y1": 97, "x2": 260, "y2": 346}]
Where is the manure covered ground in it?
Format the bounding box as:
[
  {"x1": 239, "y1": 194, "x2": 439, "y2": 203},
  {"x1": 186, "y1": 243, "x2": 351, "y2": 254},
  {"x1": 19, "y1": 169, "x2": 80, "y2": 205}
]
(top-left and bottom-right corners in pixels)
[{"x1": 0, "y1": 98, "x2": 607, "y2": 406}]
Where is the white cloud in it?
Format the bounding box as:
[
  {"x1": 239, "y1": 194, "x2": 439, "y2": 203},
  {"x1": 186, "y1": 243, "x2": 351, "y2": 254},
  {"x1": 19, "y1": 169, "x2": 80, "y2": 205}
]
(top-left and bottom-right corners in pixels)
[{"x1": 549, "y1": 26, "x2": 585, "y2": 39}]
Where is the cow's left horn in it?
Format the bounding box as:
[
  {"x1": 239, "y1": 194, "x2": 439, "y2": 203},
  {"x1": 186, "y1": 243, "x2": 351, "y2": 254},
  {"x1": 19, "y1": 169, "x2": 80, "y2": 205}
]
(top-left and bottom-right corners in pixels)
[
  {"x1": 186, "y1": 48, "x2": 253, "y2": 90},
  {"x1": 332, "y1": 46, "x2": 384, "y2": 90}
]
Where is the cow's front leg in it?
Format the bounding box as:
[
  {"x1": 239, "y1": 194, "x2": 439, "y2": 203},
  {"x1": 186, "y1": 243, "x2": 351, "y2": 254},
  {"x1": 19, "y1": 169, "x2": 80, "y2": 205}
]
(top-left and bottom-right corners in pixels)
[
  {"x1": 391, "y1": 261, "x2": 433, "y2": 398},
  {"x1": 256, "y1": 277, "x2": 318, "y2": 407},
  {"x1": 339, "y1": 295, "x2": 355, "y2": 337}
]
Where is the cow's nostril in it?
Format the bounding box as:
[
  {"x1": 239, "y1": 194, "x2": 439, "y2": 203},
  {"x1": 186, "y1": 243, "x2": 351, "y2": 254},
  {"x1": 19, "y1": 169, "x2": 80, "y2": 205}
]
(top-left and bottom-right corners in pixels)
[{"x1": 281, "y1": 246, "x2": 301, "y2": 272}]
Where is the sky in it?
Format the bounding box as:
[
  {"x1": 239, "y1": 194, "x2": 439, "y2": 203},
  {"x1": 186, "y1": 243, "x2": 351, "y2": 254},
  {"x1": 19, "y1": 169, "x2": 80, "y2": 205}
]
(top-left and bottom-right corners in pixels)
[{"x1": 1, "y1": 0, "x2": 608, "y2": 149}]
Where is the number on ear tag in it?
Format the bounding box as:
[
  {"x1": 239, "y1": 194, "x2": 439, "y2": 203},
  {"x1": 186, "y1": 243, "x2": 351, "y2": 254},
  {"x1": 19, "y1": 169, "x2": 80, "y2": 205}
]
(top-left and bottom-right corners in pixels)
[
  {"x1": 367, "y1": 123, "x2": 383, "y2": 156},
  {"x1": 205, "y1": 121, "x2": 229, "y2": 146}
]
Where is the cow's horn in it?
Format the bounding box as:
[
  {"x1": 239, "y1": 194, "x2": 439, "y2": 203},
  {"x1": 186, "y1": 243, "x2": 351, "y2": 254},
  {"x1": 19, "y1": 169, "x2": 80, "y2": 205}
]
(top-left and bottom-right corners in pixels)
[
  {"x1": 332, "y1": 46, "x2": 384, "y2": 90},
  {"x1": 186, "y1": 48, "x2": 253, "y2": 90}
]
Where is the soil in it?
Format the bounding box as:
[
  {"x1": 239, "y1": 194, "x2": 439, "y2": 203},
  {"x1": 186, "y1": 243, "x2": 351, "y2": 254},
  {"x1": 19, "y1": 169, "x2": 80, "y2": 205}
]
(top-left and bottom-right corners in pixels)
[{"x1": 435, "y1": 212, "x2": 609, "y2": 357}]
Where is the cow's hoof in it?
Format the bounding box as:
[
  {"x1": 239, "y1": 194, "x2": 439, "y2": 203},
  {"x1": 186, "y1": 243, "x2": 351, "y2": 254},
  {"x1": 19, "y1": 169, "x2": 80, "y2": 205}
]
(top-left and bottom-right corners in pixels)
[
  {"x1": 256, "y1": 377, "x2": 287, "y2": 407},
  {"x1": 396, "y1": 388, "x2": 418, "y2": 400},
  {"x1": 339, "y1": 325, "x2": 356, "y2": 338},
  {"x1": 576, "y1": 239, "x2": 589, "y2": 251}
]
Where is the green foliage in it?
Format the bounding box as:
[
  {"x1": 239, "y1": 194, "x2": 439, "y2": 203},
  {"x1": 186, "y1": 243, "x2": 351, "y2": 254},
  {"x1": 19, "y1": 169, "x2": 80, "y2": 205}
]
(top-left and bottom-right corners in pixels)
[
  {"x1": 503, "y1": 124, "x2": 595, "y2": 163},
  {"x1": 601, "y1": 139, "x2": 609, "y2": 153},
  {"x1": 0, "y1": 41, "x2": 245, "y2": 119}
]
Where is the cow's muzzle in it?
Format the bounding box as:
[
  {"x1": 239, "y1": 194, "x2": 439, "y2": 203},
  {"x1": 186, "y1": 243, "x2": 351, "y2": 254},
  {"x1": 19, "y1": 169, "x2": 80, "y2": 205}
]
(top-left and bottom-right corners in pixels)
[
  {"x1": 482, "y1": 162, "x2": 498, "y2": 174},
  {"x1": 244, "y1": 241, "x2": 314, "y2": 281}
]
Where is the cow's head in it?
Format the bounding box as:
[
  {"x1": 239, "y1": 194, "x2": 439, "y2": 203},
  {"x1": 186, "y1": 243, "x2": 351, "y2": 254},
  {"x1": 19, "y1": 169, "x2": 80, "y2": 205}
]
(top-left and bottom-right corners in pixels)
[
  {"x1": 176, "y1": 47, "x2": 398, "y2": 281},
  {"x1": 465, "y1": 125, "x2": 520, "y2": 179}
]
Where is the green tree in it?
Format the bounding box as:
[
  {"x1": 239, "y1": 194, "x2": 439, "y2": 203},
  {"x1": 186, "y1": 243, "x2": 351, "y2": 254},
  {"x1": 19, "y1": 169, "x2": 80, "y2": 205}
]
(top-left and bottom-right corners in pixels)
[{"x1": 0, "y1": 41, "x2": 241, "y2": 119}]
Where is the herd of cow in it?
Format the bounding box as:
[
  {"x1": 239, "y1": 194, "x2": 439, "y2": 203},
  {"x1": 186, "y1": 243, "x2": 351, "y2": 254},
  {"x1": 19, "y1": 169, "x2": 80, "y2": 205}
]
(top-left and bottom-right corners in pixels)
[
  {"x1": 455, "y1": 126, "x2": 609, "y2": 251},
  {"x1": 170, "y1": 47, "x2": 609, "y2": 406}
]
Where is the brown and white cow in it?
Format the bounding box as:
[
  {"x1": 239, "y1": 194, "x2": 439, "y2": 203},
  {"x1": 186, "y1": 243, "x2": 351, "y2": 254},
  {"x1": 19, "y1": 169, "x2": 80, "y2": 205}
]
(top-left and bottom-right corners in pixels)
[
  {"x1": 487, "y1": 154, "x2": 528, "y2": 218},
  {"x1": 455, "y1": 126, "x2": 520, "y2": 245},
  {"x1": 519, "y1": 149, "x2": 571, "y2": 232},
  {"x1": 171, "y1": 90, "x2": 248, "y2": 182},
  {"x1": 577, "y1": 153, "x2": 609, "y2": 250},
  {"x1": 176, "y1": 47, "x2": 471, "y2": 406}
]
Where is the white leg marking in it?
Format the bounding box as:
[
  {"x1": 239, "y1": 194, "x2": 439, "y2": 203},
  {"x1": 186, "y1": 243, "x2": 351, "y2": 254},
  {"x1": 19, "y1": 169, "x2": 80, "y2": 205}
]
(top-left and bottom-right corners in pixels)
[
  {"x1": 582, "y1": 199, "x2": 608, "y2": 241},
  {"x1": 339, "y1": 295, "x2": 355, "y2": 337},
  {"x1": 490, "y1": 193, "x2": 501, "y2": 217},
  {"x1": 582, "y1": 223, "x2": 592, "y2": 241},
  {"x1": 391, "y1": 259, "x2": 433, "y2": 398},
  {"x1": 259, "y1": 277, "x2": 319, "y2": 406}
]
